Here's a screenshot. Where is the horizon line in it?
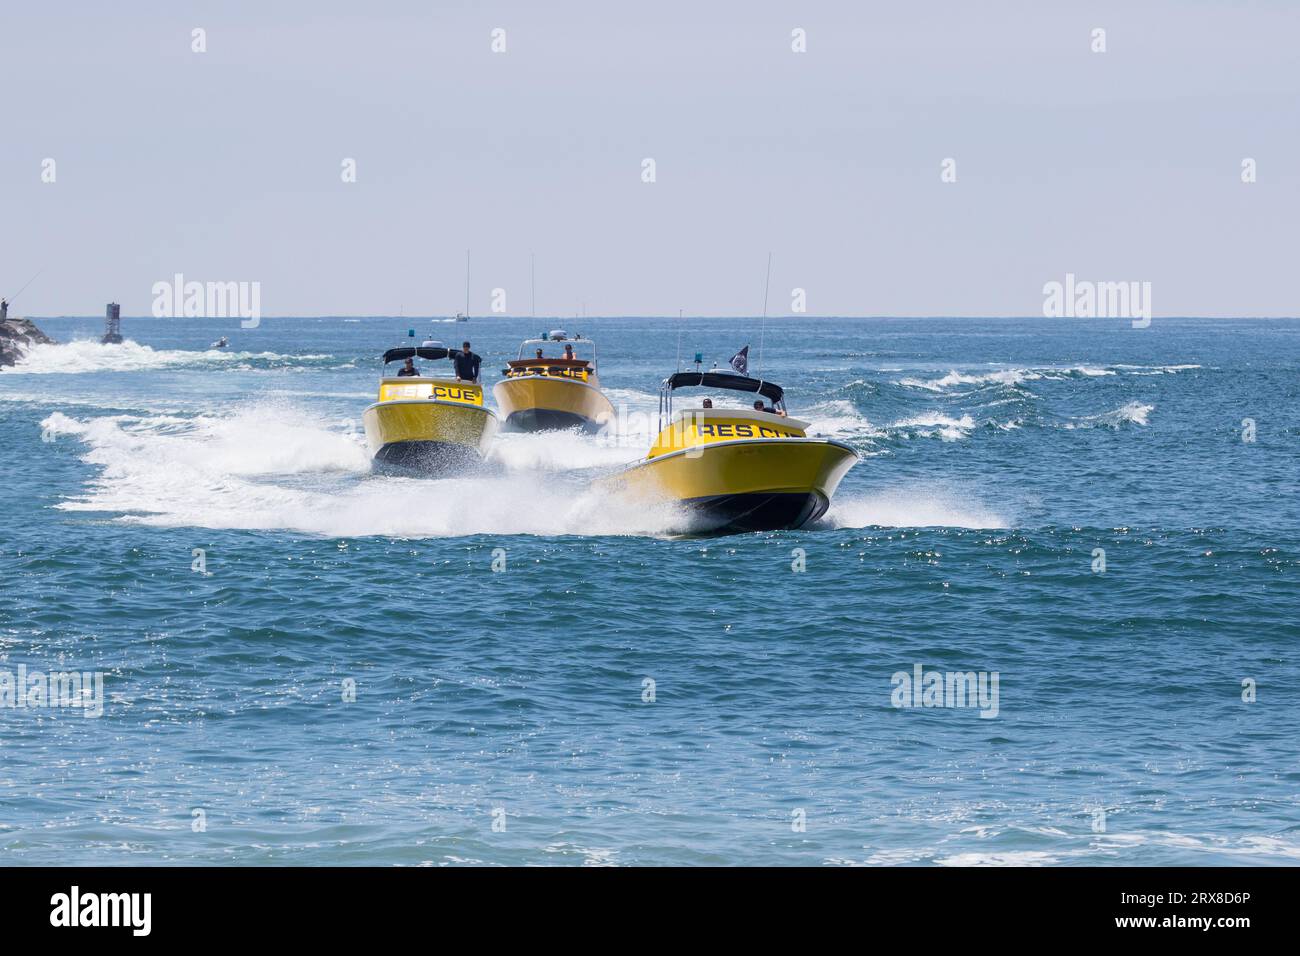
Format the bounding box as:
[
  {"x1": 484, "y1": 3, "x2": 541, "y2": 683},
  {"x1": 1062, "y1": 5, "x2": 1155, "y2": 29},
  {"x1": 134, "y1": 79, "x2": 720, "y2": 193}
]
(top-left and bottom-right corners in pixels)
[{"x1": 17, "y1": 314, "x2": 1300, "y2": 322}]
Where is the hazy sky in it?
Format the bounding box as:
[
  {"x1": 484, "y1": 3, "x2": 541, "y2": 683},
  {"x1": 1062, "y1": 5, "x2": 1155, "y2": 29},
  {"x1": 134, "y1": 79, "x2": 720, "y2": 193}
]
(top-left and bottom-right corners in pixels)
[{"x1": 3, "y1": 1, "x2": 1297, "y2": 317}]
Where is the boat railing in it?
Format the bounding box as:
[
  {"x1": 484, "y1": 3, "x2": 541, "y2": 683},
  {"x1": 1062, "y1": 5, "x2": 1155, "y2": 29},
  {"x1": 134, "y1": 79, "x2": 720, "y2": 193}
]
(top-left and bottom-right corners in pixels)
[
  {"x1": 502, "y1": 361, "x2": 591, "y2": 381},
  {"x1": 658, "y1": 375, "x2": 788, "y2": 431},
  {"x1": 515, "y1": 336, "x2": 597, "y2": 365}
]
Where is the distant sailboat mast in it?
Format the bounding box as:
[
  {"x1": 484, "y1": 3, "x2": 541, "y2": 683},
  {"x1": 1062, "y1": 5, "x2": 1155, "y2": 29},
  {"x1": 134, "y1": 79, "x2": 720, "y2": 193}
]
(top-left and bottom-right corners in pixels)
[{"x1": 758, "y1": 251, "x2": 772, "y2": 373}]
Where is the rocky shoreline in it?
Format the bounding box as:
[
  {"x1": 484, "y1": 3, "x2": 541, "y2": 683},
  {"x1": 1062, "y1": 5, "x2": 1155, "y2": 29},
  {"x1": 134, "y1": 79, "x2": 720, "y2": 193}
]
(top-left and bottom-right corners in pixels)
[{"x1": 0, "y1": 317, "x2": 55, "y2": 368}]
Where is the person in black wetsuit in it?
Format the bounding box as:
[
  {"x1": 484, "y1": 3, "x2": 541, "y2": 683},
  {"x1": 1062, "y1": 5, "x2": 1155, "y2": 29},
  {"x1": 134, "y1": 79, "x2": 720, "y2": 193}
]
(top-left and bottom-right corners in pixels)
[
  {"x1": 396, "y1": 357, "x2": 419, "y2": 377},
  {"x1": 451, "y1": 341, "x2": 481, "y2": 382}
]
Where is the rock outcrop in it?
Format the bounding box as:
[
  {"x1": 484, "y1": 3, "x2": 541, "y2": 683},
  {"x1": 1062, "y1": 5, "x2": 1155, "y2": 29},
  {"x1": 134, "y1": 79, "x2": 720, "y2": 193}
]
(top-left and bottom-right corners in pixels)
[{"x1": 0, "y1": 317, "x2": 55, "y2": 368}]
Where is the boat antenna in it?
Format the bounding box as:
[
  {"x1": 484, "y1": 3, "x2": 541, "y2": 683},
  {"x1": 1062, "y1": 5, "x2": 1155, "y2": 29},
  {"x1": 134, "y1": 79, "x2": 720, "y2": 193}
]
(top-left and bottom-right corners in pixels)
[
  {"x1": 464, "y1": 249, "x2": 470, "y2": 320},
  {"x1": 759, "y1": 251, "x2": 771, "y2": 373},
  {"x1": 4, "y1": 267, "x2": 45, "y2": 306}
]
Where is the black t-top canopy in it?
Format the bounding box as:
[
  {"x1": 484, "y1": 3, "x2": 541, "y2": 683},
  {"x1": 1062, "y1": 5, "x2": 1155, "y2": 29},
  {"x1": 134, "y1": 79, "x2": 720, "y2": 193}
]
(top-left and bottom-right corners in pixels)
[
  {"x1": 666, "y1": 371, "x2": 784, "y2": 403},
  {"x1": 383, "y1": 346, "x2": 449, "y2": 364}
]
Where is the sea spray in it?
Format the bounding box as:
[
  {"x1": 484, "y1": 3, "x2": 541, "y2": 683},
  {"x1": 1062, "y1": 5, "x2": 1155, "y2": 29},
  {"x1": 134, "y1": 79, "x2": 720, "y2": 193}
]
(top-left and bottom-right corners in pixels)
[
  {"x1": 10, "y1": 339, "x2": 317, "y2": 375},
  {"x1": 825, "y1": 486, "x2": 1007, "y2": 529},
  {"x1": 42, "y1": 404, "x2": 684, "y2": 537}
]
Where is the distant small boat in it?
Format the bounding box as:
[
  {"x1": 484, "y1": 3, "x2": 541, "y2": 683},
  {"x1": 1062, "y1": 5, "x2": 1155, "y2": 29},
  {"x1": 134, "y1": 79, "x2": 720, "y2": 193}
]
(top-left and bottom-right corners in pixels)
[{"x1": 209, "y1": 336, "x2": 228, "y2": 349}]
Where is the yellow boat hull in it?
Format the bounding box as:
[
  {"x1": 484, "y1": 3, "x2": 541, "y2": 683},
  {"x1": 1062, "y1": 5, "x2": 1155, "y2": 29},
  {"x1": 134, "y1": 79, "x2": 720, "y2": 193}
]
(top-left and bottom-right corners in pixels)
[
  {"x1": 610, "y1": 438, "x2": 858, "y2": 533},
  {"x1": 363, "y1": 399, "x2": 498, "y2": 474},
  {"x1": 493, "y1": 375, "x2": 615, "y2": 433}
]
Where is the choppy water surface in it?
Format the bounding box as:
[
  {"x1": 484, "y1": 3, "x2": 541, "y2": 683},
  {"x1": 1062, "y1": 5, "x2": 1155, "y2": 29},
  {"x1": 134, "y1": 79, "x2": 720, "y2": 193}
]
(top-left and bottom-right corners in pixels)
[{"x1": 1, "y1": 316, "x2": 1297, "y2": 865}]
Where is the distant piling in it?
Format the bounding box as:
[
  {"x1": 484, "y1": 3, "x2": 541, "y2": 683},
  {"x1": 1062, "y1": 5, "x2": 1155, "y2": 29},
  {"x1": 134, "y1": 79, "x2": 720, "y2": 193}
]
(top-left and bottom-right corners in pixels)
[{"x1": 102, "y1": 302, "x2": 123, "y2": 344}]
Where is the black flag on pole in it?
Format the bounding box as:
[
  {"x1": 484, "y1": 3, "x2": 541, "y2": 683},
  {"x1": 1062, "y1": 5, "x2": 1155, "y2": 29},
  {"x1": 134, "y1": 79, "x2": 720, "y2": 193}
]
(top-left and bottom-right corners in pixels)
[{"x1": 729, "y1": 345, "x2": 749, "y2": 375}]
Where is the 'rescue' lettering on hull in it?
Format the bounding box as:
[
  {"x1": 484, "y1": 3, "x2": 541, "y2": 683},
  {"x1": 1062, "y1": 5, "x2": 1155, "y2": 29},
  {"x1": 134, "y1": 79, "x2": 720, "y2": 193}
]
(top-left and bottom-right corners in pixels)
[
  {"x1": 379, "y1": 380, "x2": 484, "y2": 406},
  {"x1": 504, "y1": 366, "x2": 590, "y2": 381},
  {"x1": 648, "y1": 411, "x2": 806, "y2": 458},
  {"x1": 696, "y1": 422, "x2": 798, "y2": 439},
  {"x1": 429, "y1": 384, "x2": 480, "y2": 404}
]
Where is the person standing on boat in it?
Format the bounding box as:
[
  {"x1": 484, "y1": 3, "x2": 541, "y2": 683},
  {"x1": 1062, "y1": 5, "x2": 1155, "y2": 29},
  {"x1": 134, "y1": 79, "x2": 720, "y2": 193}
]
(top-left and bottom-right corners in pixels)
[
  {"x1": 397, "y1": 357, "x2": 419, "y2": 377},
  {"x1": 451, "y1": 341, "x2": 481, "y2": 383},
  {"x1": 0, "y1": 299, "x2": 8, "y2": 321}
]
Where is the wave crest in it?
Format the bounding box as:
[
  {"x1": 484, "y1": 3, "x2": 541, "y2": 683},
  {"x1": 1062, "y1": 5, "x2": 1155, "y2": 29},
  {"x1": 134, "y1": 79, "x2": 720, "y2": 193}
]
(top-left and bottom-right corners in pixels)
[{"x1": 11, "y1": 339, "x2": 325, "y2": 374}]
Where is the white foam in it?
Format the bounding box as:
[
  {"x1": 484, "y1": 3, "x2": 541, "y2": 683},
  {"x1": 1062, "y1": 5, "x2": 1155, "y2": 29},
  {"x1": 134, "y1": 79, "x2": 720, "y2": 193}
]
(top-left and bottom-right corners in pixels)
[
  {"x1": 935, "y1": 851, "x2": 1059, "y2": 867},
  {"x1": 897, "y1": 365, "x2": 1120, "y2": 392},
  {"x1": 1063, "y1": 401, "x2": 1153, "y2": 429},
  {"x1": 1113, "y1": 363, "x2": 1201, "y2": 374},
  {"x1": 42, "y1": 402, "x2": 683, "y2": 538},
  {"x1": 800, "y1": 399, "x2": 878, "y2": 441},
  {"x1": 1118, "y1": 401, "x2": 1153, "y2": 425},
  {"x1": 891, "y1": 412, "x2": 977, "y2": 441},
  {"x1": 493, "y1": 428, "x2": 643, "y2": 472},
  {"x1": 898, "y1": 368, "x2": 1039, "y2": 391},
  {"x1": 44, "y1": 402, "x2": 370, "y2": 477},
  {"x1": 825, "y1": 486, "x2": 1006, "y2": 529},
  {"x1": 10, "y1": 339, "x2": 316, "y2": 374},
  {"x1": 838, "y1": 830, "x2": 1300, "y2": 867},
  {"x1": 602, "y1": 387, "x2": 661, "y2": 418}
]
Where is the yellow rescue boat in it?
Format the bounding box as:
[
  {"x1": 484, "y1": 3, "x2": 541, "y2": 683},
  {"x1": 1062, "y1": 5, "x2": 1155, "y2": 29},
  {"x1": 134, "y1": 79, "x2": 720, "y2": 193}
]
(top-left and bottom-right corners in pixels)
[
  {"x1": 607, "y1": 370, "x2": 858, "y2": 533},
  {"x1": 492, "y1": 331, "x2": 615, "y2": 433},
  {"x1": 362, "y1": 345, "x2": 498, "y2": 474}
]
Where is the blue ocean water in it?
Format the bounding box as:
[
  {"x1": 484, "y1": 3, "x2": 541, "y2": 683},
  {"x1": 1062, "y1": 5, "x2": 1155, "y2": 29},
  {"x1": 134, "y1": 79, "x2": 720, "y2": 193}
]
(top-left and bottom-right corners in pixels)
[{"x1": 1, "y1": 315, "x2": 1297, "y2": 866}]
